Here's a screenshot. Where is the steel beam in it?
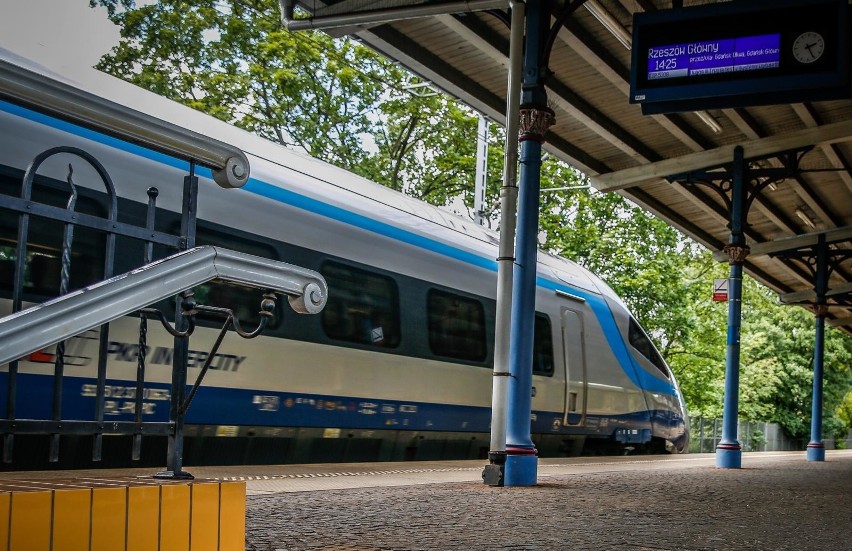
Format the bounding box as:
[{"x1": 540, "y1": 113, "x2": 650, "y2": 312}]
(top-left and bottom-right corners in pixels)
[
  {"x1": 590, "y1": 120, "x2": 852, "y2": 192},
  {"x1": 713, "y1": 226, "x2": 852, "y2": 262},
  {"x1": 779, "y1": 282, "x2": 852, "y2": 304},
  {"x1": 281, "y1": 0, "x2": 510, "y2": 31},
  {"x1": 807, "y1": 237, "x2": 829, "y2": 462},
  {"x1": 484, "y1": 0, "x2": 524, "y2": 488},
  {"x1": 827, "y1": 315, "x2": 852, "y2": 328}
]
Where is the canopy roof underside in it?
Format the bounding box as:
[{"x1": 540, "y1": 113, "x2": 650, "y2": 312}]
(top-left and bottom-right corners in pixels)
[{"x1": 291, "y1": 0, "x2": 852, "y2": 334}]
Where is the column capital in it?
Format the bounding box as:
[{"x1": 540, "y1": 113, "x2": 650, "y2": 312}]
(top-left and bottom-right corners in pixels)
[
  {"x1": 723, "y1": 243, "x2": 750, "y2": 265},
  {"x1": 519, "y1": 106, "x2": 555, "y2": 143}
]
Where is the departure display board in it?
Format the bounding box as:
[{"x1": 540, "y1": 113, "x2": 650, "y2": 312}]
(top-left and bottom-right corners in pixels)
[
  {"x1": 646, "y1": 34, "x2": 781, "y2": 81},
  {"x1": 630, "y1": 0, "x2": 850, "y2": 114}
]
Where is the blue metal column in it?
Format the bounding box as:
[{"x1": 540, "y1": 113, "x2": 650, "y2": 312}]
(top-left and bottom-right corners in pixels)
[
  {"x1": 807, "y1": 235, "x2": 828, "y2": 462},
  {"x1": 716, "y1": 146, "x2": 748, "y2": 469},
  {"x1": 504, "y1": 0, "x2": 553, "y2": 487}
]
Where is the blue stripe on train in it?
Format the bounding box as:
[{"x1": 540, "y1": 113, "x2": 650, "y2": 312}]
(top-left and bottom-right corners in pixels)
[
  {"x1": 0, "y1": 100, "x2": 675, "y2": 397},
  {"x1": 0, "y1": 373, "x2": 668, "y2": 438}
]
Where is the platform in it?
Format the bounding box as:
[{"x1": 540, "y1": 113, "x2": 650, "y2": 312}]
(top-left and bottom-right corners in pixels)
[
  {"x1": 236, "y1": 450, "x2": 850, "y2": 550},
  {"x1": 2, "y1": 450, "x2": 850, "y2": 550}
]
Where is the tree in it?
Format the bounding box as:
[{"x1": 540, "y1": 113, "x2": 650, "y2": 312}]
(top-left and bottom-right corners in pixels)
[
  {"x1": 359, "y1": 85, "x2": 487, "y2": 204},
  {"x1": 92, "y1": 0, "x2": 497, "y2": 206},
  {"x1": 537, "y1": 165, "x2": 699, "y2": 357},
  {"x1": 740, "y1": 278, "x2": 852, "y2": 440},
  {"x1": 836, "y1": 391, "x2": 852, "y2": 444},
  {"x1": 89, "y1": 0, "x2": 133, "y2": 16},
  {"x1": 94, "y1": 0, "x2": 392, "y2": 171}
]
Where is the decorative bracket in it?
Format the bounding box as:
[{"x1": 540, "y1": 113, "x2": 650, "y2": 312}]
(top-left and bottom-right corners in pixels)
[
  {"x1": 771, "y1": 234, "x2": 852, "y2": 315},
  {"x1": 141, "y1": 289, "x2": 277, "y2": 415},
  {"x1": 519, "y1": 105, "x2": 555, "y2": 143},
  {"x1": 723, "y1": 244, "x2": 751, "y2": 265},
  {"x1": 669, "y1": 145, "x2": 814, "y2": 235}
]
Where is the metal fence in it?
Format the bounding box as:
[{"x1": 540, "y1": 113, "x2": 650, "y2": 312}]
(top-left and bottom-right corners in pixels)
[
  {"x1": 0, "y1": 145, "x2": 200, "y2": 475},
  {"x1": 0, "y1": 143, "x2": 326, "y2": 476},
  {"x1": 688, "y1": 417, "x2": 811, "y2": 453},
  {"x1": 0, "y1": 53, "x2": 258, "y2": 475}
]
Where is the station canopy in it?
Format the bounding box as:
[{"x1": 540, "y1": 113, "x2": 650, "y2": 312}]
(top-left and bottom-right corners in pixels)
[{"x1": 286, "y1": 1, "x2": 852, "y2": 334}]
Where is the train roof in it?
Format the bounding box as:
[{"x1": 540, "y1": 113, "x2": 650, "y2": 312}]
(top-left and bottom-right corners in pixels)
[{"x1": 0, "y1": 46, "x2": 607, "y2": 298}]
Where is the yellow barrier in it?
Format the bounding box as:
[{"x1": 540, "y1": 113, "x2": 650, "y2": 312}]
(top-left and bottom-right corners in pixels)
[{"x1": 0, "y1": 477, "x2": 245, "y2": 551}]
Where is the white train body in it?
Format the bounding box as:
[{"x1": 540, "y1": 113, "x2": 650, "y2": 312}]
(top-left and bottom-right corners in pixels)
[{"x1": 0, "y1": 51, "x2": 687, "y2": 464}]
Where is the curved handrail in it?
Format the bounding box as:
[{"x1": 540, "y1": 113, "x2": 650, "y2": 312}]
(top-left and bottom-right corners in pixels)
[
  {"x1": 0, "y1": 246, "x2": 327, "y2": 366},
  {"x1": 0, "y1": 49, "x2": 250, "y2": 188}
]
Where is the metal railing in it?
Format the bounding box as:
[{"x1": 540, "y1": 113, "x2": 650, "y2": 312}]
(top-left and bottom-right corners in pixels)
[
  {"x1": 0, "y1": 144, "x2": 326, "y2": 476},
  {"x1": 0, "y1": 48, "x2": 288, "y2": 474},
  {"x1": 0, "y1": 87, "x2": 329, "y2": 478},
  {"x1": 689, "y1": 417, "x2": 809, "y2": 453},
  {"x1": 0, "y1": 49, "x2": 250, "y2": 188}
]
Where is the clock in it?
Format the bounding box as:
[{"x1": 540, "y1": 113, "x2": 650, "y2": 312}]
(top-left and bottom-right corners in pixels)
[{"x1": 792, "y1": 31, "x2": 825, "y2": 64}]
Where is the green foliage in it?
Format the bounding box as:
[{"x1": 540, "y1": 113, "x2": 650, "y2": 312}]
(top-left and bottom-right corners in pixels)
[
  {"x1": 739, "y1": 279, "x2": 852, "y2": 439},
  {"x1": 95, "y1": 0, "x2": 393, "y2": 172},
  {"x1": 93, "y1": 0, "x2": 494, "y2": 202},
  {"x1": 749, "y1": 429, "x2": 766, "y2": 451},
  {"x1": 360, "y1": 90, "x2": 484, "y2": 202},
  {"x1": 837, "y1": 391, "x2": 852, "y2": 428},
  {"x1": 538, "y1": 162, "x2": 697, "y2": 345},
  {"x1": 89, "y1": 0, "x2": 133, "y2": 17}
]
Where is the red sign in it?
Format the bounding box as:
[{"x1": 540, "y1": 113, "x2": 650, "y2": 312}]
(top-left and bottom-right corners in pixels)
[{"x1": 713, "y1": 278, "x2": 729, "y2": 302}]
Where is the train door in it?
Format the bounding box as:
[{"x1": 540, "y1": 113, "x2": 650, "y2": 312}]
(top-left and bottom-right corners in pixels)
[{"x1": 561, "y1": 308, "x2": 587, "y2": 426}]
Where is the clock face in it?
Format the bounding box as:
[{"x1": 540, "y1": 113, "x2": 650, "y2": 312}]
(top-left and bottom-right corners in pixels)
[{"x1": 792, "y1": 31, "x2": 825, "y2": 64}]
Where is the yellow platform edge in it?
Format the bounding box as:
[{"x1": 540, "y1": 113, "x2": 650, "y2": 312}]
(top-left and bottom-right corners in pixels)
[{"x1": 0, "y1": 477, "x2": 246, "y2": 551}]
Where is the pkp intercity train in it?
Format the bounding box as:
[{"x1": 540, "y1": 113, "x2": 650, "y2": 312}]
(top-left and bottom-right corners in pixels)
[{"x1": 0, "y1": 48, "x2": 688, "y2": 467}]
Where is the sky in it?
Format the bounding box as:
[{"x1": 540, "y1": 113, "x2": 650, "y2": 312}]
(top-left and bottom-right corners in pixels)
[{"x1": 0, "y1": 0, "x2": 120, "y2": 71}]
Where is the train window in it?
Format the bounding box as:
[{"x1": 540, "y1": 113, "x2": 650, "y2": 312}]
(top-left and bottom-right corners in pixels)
[
  {"x1": 533, "y1": 314, "x2": 554, "y2": 376},
  {"x1": 628, "y1": 318, "x2": 669, "y2": 378},
  {"x1": 0, "y1": 168, "x2": 109, "y2": 297},
  {"x1": 320, "y1": 261, "x2": 400, "y2": 348},
  {"x1": 427, "y1": 289, "x2": 486, "y2": 361},
  {"x1": 0, "y1": 218, "x2": 104, "y2": 297},
  {"x1": 194, "y1": 226, "x2": 282, "y2": 329}
]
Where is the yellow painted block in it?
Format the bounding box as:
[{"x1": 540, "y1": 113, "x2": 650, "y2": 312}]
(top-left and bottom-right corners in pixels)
[
  {"x1": 127, "y1": 485, "x2": 160, "y2": 551},
  {"x1": 10, "y1": 491, "x2": 52, "y2": 551},
  {"x1": 0, "y1": 492, "x2": 10, "y2": 551},
  {"x1": 53, "y1": 489, "x2": 92, "y2": 551},
  {"x1": 190, "y1": 483, "x2": 220, "y2": 551},
  {"x1": 91, "y1": 486, "x2": 127, "y2": 551},
  {"x1": 160, "y1": 484, "x2": 191, "y2": 551},
  {"x1": 218, "y1": 482, "x2": 246, "y2": 551}
]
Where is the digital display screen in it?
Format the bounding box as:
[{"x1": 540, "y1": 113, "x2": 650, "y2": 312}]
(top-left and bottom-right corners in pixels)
[
  {"x1": 647, "y1": 34, "x2": 781, "y2": 81},
  {"x1": 628, "y1": 0, "x2": 849, "y2": 113}
]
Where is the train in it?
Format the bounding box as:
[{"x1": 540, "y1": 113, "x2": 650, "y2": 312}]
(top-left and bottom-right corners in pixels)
[{"x1": 0, "y1": 47, "x2": 688, "y2": 469}]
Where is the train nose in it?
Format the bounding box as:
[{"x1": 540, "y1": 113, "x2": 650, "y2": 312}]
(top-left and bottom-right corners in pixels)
[
  {"x1": 676, "y1": 400, "x2": 690, "y2": 452},
  {"x1": 674, "y1": 428, "x2": 689, "y2": 453}
]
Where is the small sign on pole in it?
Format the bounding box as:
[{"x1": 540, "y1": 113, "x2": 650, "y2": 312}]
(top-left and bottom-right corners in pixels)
[{"x1": 713, "y1": 278, "x2": 729, "y2": 302}]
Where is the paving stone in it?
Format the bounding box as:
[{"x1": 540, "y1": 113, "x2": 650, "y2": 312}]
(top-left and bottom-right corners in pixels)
[{"x1": 245, "y1": 452, "x2": 852, "y2": 551}]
